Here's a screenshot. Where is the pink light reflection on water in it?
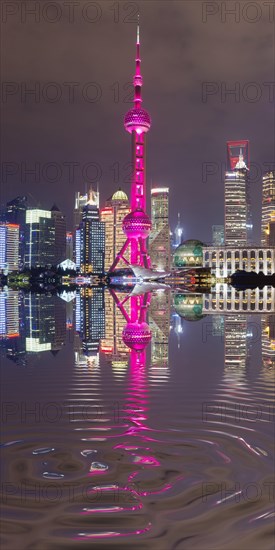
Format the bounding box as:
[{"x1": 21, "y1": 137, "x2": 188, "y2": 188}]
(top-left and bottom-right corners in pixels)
[{"x1": 75, "y1": 522, "x2": 152, "y2": 539}]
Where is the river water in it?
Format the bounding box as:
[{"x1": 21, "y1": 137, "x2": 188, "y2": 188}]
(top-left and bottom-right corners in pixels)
[{"x1": 0, "y1": 287, "x2": 274, "y2": 549}]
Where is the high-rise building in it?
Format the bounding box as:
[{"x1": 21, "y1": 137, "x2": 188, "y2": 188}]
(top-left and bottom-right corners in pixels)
[
  {"x1": 212, "y1": 225, "x2": 224, "y2": 246},
  {"x1": 5, "y1": 196, "x2": 28, "y2": 269},
  {"x1": 75, "y1": 200, "x2": 105, "y2": 274},
  {"x1": 66, "y1": 232, "x2": 73, "y2": 260},
  {"x1": 110, "y1": 21, "x2": 152, "y2": 271},
  {"x1": 149, "y1": 187, "x2": 171, "y2": 271},
  {"x1": 261, "y1": 170, "x2": 275, "y2": 246},
  {"x1": 224, "y1": 141, "x2": 251, "y2": 246},
  {"x1": 173, "y1": 213, "x2": 184, "y2": 249},
  {"x1": 0, "y1": 223, "x2": 19, "y2": 272},
  {"x1": 100, "y1": 189, "x2": 130, "y2": 271},
  {"x1": 51, "y1": 204, "x2": 66, "y2": 265},
  {"x1": 25, "y1": 209, "x2": 55, "y2": 268}
]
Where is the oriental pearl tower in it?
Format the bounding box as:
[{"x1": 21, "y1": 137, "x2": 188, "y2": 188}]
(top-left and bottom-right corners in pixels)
[{"x1": 109, "y1": 17, "x2": 152, "y2": 272}]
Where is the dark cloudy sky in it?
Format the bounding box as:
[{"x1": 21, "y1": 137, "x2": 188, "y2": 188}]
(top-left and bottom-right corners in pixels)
[{"x1": 1, "y1": 0, "x2": 274, "y2": 242}]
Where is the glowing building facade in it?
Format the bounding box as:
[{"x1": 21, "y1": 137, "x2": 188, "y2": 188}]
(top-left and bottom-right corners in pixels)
[
  {"x1": 110, "y1": 21, "x2": 152, "y2": 271},
  {"x1": 101, "y1": 189, "x2": 130, "y2": 272},
  {"x1": 0, "y1": 223, "x2": 19, "y2": 272},
  {"x1": 224, "y1": 141, "x2": 251, "y2": 246},
  {"x1": 212, "y1": 225, "x2": 224, "y2": 246},
  {"x1": 75, "y1": 192, "x2": 105, "y2": 274},
  {"x1": 25, "y1": 209, "x2": 55, "y2": 268},
  {"x1": 261, "y1": 170, "x2": 275, "y2": 246},
  {"x1": 149, "y1": 188, "x2": 171, "y2": 271}
]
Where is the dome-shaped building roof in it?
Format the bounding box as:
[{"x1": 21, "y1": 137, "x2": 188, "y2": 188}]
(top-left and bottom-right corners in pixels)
[
  {"x1": 174, "y1": 239, "x2": 205, "y2": 268},
  {"x1": 112, "y1": 189, "x2": 128, "y2": 202},
  {"x1": 173, "y1": 293, "x2": 205, "y2": 322}
]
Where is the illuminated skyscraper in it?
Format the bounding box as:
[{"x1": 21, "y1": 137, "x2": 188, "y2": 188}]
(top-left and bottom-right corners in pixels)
[
  {"x1": 75, "y1": 190, "x2": 105, "y2": 274},
  {"x1": 149, "y1": 187, "x2": 171, "y2": 271},
  {"x1": 100, "y1": 189, "x2": 130, "y2": 272},
  {"x1": 224, "y1": 141, "x2": 251, "y2": 246},
  {"x1": 261, "y1": 170, "x2": 275, "y2": 246},
  {"x1": 51, "y1": 204, "x2": 66, "y2": 265},
  {"x1": 110, "y1": 19, "x2": 152, "y2": 271},
  {"x1": 173, "y1": 212, "x2": 184, "y2": 249},
  {"x1": 5, "y1": 196, "x2": 28, "y2": 269},
  {"x1": 66, "y1": 232, "x2": 73, "y2": 260},
  {"x1": 212, "y1": 225, "x2": 224, "y2": 246},
  {"x1": 25, "y1": 209, "x2": 55, "y2": 268},
  {"x1": 0, "y1": 223, "x2": 19, "y2": 272}
]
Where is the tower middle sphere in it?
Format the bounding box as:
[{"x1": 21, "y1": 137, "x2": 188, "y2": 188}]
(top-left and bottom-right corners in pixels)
[
  {"x1": 124, "y1": 107, "x2": 151, "y2": 134},
  {"x1": 122, "y1": 208, "x2": 152, "y2": 239}
]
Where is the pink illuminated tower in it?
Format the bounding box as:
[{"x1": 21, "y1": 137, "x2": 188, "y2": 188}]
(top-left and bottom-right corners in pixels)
[{"x1": 109, "y1": 18, "x2": 152, "y2": 272}]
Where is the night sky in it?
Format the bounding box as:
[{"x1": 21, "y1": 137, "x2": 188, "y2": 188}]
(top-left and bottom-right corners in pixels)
[{"x1": 1, "y1": 0, "x2": 274, "y2": 242}]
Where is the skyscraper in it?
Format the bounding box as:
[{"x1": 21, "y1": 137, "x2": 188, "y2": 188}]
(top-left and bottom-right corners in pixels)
[
  {"x1": 5, "y1": 196, "x2": 28, "y2": 269},
  {"x1": 110, "y1": 20, "x2": 152, "y2": 271},
  {"x1": 261, "y1": 170, "x2": 275, "y2": 246},
  {"x1": 100, "y1": 189, "x2": 130, "y2": 271},
  {"x1": 51, "y1": 204, "x2": 66, "y2": 265},
  {"x1": 0, "y1": 223, "x2": 19, "y2": 272},
  {"x1": 25, "y1": 209, "x2": 55, "y2": 268},
  {"x1": 173, "y1": 213, "x2": 184, "y2": 249},
  {"x1": 149, "y1": 187, "x2": 171, "y2": 271},
  {"x1": 75, "y1": 192, "x2": 105, "y2": 274},
  {"x1": 224, "y1": 141, "x2": 251, "y2": 246},
  {"x1": 212, "y1": 225, "x2": 224, "y2": 246}
]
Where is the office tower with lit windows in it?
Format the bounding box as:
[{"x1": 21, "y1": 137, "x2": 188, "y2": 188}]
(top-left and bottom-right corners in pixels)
[
  {"x1": 261, "y1": 170, "x2": 275, "y2": 246},
  {"x1": 212, "y1": 225, "x2": 224, "y2": 246},
  {"x1": 25, "y1": 209, "x2": 55, "y2": 268},
  {"x1": 173, "y1": 212, "x2": 184, "y2": 249},
  {"x1": 100, "y1": 189, "x2": 130, "y2": 271},
  {"x1": 50, "y1": 205, "x2": 66, "y2": 265},
  {"x1": 66, "y1": 232, "x2": 73, "y2": 260},
  {"x1": 5, "y1": 196, "x2": 28, "y2": 269},
  {"x1": 224, "y1": 141, "x2": 251, "y2": 246},
  {"x1": 75, "y1": 201, "x2": 105, "y2": 274},
  {"x1": 0, "y1": 223, "x2": 19, "y2": 272},
  {"x1": 149, "y1": 187, "x2": 171, "y2": 271}
]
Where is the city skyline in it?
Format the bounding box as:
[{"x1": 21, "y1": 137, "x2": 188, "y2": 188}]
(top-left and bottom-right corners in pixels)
[{"x1": 1, "y1": 3, "x2": 274, "y2": 243}]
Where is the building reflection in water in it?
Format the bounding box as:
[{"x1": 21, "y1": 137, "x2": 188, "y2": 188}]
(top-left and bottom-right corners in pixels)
[{"x1": 148, "y1": 290, "x2": 171, "y2": 380}]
